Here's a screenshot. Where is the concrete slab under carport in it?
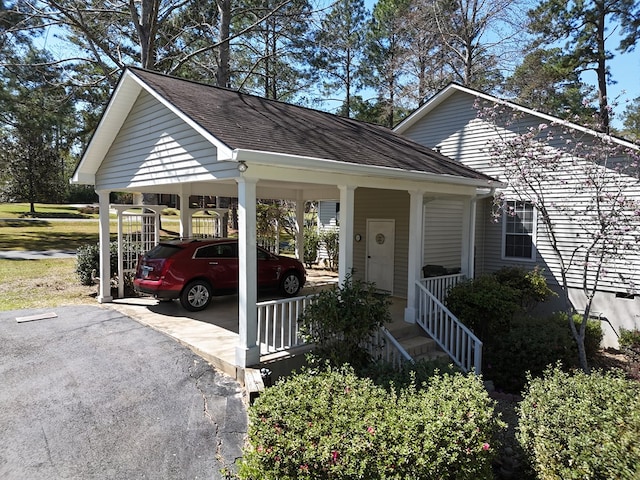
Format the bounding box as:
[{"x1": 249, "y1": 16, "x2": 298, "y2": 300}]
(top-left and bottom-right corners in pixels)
[{"x1": 107, "y1": 268, "x2": 341, "y2": 381}]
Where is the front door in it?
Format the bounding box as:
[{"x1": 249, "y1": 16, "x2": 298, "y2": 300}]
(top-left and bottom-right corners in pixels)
[{"x1": 366, "y1": 219, "x2": 395, "y2": 293}]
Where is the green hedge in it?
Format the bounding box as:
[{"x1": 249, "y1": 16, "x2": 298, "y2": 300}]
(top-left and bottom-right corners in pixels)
[
  {"x1": 518, "y1": 365, "x2": 640, "y2": 479},
  {"x1": 619, "y1": 327, "x2": 640, "y2": 363},
  {"x1": 484, "y1": 313, "x2": 602, "y2": 392},
  {"x1": 238, "y1": 367, "x2": 504, "y2": 479},
  {"x1": 445, "y1": 267, "x2": 555, "y2": 344}
]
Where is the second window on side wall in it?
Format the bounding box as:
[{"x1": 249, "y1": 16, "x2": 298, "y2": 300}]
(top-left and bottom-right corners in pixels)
[{"x1": 502, "y1": 200, "x2": 536, "y2": 261}]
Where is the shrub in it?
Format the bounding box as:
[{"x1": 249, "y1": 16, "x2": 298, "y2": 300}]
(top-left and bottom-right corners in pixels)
[
  {"x1": 320, "y1": 229, "x2": 339, "y2": 271},
  {"x1": 484, "y1": 314, "x2": 576, "y2": 392},
  {"x1": 619, "y1": 327, "x2": 640, "y2": 363},
  {"x1": 483, "y1": 313, "x2": 603, "y2": 393},
  {"x1": 446, "y1": 267, "x2": 555, "y2": 343},
  {"x1": 493, "y1": 266, "x2": 556, "y2": 312},
  {"x1": 77, "y1": 205, "x2": 99, "y2": 215},
  {"x1": 75, "y1": 241, "x2": 118, "y2": 286},
  {"x1": 298, "y1": 275, "x2": 391, "y2": 369},
  {"x1": 239, "y1": 366, "x2": 503, "y2": 480},
  {"x1": 361, "y1": 357, "x2": 459, "y2": 391},
  {"x1": 518, "y1": 364, "x2": 640, "y2": 479},
  {"x1": 303, "y1": 227, "x2": 320, "y2": 268},
  {"x1": 572, "y1": 314, "x2": 604, "y2": 360},
  {"x1": 445, "y1": 274, "x2": 520, "y2": 342}
]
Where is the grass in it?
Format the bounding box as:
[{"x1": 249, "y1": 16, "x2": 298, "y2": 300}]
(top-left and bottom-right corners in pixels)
[
  {"x1": 0, "y1": 202, "x2": 99, "y2": 219},
  {"x1": 0, "y1": 203, "x2": 102, "y2": 310},
  {"x1": 0, "y1": 202, "x2": 182, "y2": 310},
  {"x1": 0, "y1": 202, "x2": 102, "y2": 251},
  {"x1": 0, "y1": 258, "x2": 97, "y2": 310},
  {"x1": 0, "y1": 219, "x2": 103, "y2": 251}
]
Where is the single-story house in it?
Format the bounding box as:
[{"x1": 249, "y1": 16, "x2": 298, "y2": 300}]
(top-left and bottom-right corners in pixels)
[
  {"x1": 395, "y1": 83, "x2": 640, "y2": 348},
  {"x1": 71, "y1": 68, "x2": 498, "y2": 374}
]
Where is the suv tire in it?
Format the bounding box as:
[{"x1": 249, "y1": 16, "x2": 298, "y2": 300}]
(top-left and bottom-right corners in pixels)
[
  {"x1": 280, "y1": 271, "x2": 302, "y2": 297},
  {"x1": 180, "y1": 280, "x2": 212, "y2": 311}
]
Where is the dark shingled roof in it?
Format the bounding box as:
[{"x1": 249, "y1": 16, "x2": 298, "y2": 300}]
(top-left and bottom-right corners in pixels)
[{"x1": 129, "y1": 68, "x2": 493, "y2": 182}]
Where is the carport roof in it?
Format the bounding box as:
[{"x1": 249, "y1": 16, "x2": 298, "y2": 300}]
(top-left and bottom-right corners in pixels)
[{"x1": 120, "y1": 68, "x2": 494, "y2": 182}]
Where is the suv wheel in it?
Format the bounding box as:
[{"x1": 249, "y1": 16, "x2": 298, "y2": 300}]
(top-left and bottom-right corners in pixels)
[
  {"x1": 280, "y1": 271, "x2": 301, "y2": 297},
  {"x1": 180, "y1": 280, "x2": 212, "y2": 311}
]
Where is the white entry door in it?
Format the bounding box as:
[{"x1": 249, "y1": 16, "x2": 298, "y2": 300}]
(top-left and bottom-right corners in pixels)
[{"x1": 366, "y1": 219, "x2": 395, "y2": 293}]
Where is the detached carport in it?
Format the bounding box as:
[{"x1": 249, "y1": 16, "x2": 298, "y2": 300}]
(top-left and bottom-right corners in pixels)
[{"x1": 71, "y1": 68, "x2": 497, "y2": 375}]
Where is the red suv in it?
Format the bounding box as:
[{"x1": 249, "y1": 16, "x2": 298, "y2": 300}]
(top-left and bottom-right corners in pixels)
[{"x1": 133, "y1": 238, "x2": 306, "y2": 311}]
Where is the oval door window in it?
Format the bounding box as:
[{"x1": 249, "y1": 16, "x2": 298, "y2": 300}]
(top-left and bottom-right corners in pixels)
[{"x1": 375, "y1": 233, "x2": 385, "y2": 244}]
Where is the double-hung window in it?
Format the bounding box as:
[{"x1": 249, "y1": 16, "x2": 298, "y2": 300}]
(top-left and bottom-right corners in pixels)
[{"x1": 502, "y1": 200, "x2": 536, "y2": 261}]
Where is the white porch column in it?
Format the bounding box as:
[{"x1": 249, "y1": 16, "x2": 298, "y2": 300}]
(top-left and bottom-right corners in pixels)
[
  {"x1": 97, "y1": 190, "x2": 113, "y2": 303},
  {"x1": 236, "y1": 177, "x2": 260, "y2": 368},
  {"x1": 461, "y1": 197, "x2": 476, "y2": 279},
  {"x1": 116, "y1": 209, "x2": 124, "y2": 299},
  {"x1": 405, "y1": 190, "x2": 425, "y2": 323},
  {"x1": 178, "y1": 184, "x2": 192, "y2": 238},
  {"x1": 338, "y1": 185, "x2": 355, "y2": 284},
  {"x1": 295, "y1": 190, "x2": 305, "y2": 261}
]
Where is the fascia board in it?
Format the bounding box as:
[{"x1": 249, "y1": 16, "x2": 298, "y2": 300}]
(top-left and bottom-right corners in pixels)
[{"x1": 231, "y1": 148, "x2": 501, "y2": 189}]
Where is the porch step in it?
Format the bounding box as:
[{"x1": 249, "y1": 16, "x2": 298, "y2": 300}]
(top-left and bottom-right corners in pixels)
[
  {"x1": 388, "y1": 322, "x2": 425, "y2": 340},
  {"x1": 402, "y1": 335, "x2": 436, "y2": 356},
  {"x1": 389, "y1": 323, "x2": 449, "y2": 363}
]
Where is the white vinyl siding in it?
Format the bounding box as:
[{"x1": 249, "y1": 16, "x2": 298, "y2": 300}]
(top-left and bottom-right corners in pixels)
[
  {"x1": 423, "y1": 198, "x2": 464, "y2": 270},
  {"x1": 316, "y1": 201, "x2": 339, "y2": 262},
  {"x1": 317, "y1": 201, "x2": 339, "y2": 230},
  {"x1": 353, "y1": 188, "x2": 409, "y2": 298},
  {"x1": 96, "y1": 90, "x2": 235, "y2": 191},
  {"x1": 402, "y1": 89, "x2": 640, "y2": 295}
]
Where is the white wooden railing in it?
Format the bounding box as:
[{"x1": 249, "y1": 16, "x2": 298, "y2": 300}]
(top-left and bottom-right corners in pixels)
[
  {"x1": 255, "y1": 273, "x2": 481, "y2": 375},
  {"x1": 422, "y1": 274, "x2": 465, "y2": 304},
  {"x1": 255, "y1": 294, "x2": 413, "y2": 368},
  {"x1": 256, "y1": 294, "x2": 317, "y2": 354},
  {"x1": 365, "y1": 326, "x2": 413, "y2": 369},
  {"x1": 416, "y1": 276, "x2": 483, "y2": 374}
]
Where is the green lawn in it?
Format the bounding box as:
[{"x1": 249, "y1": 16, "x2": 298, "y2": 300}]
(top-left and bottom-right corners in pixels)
[
  {"x1": 0, "y1": 202, "x2": 100, "y2": 219},
  {"x1": 0, "y1": 203, "x2": 102, "y2": 251},
  {"x1": 0, "y1": 219, "x2": 103, "y2": 251},
  {"x1": 0, "y1": 203, "x2": 181, "y2": 251},
  {"x1": 0, "y1": 258, "x2": 97, "y2": 310},
  {"x1": 0, "y1": 202, "x2": 181, "y2": 310}
]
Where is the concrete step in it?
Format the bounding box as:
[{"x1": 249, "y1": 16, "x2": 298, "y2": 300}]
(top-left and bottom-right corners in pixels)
[
  {"x1": 400, "y1": 335, "x2": 438, "y2": 357},
  {"x1": 387, "y1": 322, "x2": 426, "y2": 341},
  {"x1": 412, "y1": 349, "x2": 450, "y2": 363},
  {"x1": 386, "y1": 322, "x2": 451, "y2": 363}
]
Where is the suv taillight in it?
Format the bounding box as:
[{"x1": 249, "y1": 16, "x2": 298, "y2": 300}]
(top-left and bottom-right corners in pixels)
[{"x1": 158, "y1": 257, "x2": 175, "y2": 279}]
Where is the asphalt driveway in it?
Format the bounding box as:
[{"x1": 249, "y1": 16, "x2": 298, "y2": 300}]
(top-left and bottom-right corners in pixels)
[{"x1": 0, "y1": 305, "x2": 247, "y2": 479}]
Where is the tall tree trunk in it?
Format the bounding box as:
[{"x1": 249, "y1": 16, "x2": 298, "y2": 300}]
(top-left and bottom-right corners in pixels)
[
  {"x1": 129, "y1": 0, "x2": 159, "y2": 69},
  {"x1": 216, "y1": 0, "x2": 231, "y2": 87},
  {"x1": 595, "y1": 0, "x2": 609, "y2": 132}
]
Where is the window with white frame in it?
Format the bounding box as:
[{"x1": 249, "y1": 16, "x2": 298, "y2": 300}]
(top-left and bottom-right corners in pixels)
[{"x1": 502, "y1": 200, "x2": 536, "y2": 261}]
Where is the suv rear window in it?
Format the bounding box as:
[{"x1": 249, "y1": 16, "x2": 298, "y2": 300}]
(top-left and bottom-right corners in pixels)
[{"x1": 145, "y1": 244, "x2": 182, "y2": 259}]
